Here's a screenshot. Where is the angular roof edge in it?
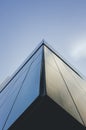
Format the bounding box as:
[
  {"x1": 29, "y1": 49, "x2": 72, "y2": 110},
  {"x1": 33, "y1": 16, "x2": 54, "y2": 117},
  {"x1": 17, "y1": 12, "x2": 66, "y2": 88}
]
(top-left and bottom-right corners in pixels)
[
  {"x1": 43, "y1": 41, "x2": 84, "y2": 80},
  {"x1": 0, "y1": 40, "x2": 84, "y2": 92},
  {"x1": 0, "y1": 40, "x2": 44, "y2": 92}
]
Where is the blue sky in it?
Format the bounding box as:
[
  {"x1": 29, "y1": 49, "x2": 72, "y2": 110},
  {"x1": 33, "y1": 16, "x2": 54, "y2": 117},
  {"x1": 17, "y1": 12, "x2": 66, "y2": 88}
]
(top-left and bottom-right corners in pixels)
[{"x1": 0, "y1": 0, "x2": 86, "y2": 84}]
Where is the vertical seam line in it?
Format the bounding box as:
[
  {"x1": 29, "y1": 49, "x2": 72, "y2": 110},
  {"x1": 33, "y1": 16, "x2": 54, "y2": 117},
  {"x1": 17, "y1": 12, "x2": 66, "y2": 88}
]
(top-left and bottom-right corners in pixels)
[{"x1": 39, "y1": 45, "x2": 46, "y2": 96}]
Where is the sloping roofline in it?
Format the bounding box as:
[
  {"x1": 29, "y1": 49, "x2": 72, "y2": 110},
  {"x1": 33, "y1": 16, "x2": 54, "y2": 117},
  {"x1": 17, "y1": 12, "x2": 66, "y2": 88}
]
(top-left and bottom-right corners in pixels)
[{"x1": 0, "y1": 40, "x2": 83, "y2": 92}]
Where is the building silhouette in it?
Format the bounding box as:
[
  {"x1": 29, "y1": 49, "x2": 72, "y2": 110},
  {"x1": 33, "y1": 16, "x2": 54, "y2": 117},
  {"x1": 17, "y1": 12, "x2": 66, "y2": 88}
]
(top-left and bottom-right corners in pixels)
[{"x1": 0, "y1": 41, "x2": 86, "y2": 130}]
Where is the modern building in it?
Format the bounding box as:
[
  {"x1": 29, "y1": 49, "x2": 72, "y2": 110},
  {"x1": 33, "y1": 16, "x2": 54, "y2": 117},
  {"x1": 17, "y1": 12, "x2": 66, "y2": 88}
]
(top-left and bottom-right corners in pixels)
[{"x1": 0, "y1": 41, "x2": 86, "y2": 130}]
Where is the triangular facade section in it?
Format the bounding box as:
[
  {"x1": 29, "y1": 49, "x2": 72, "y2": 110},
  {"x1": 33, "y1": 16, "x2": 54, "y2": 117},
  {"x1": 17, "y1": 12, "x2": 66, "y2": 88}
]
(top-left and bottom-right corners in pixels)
[
  {"x1": 44, "y1": 45, "x2": 86, "y2": 126},
  {"x1": 0, "y1": 44, "x2": 43, "y2": 130},
  {"x1": 0, "y1": 41, "x2": 86, "y2": 130}
]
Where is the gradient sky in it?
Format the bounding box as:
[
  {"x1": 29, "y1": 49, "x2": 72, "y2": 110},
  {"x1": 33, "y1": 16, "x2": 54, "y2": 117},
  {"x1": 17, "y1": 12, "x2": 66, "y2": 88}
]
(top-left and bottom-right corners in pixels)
[{"x1": 0, "y1": 0, "x2": 86, "y2": 84}]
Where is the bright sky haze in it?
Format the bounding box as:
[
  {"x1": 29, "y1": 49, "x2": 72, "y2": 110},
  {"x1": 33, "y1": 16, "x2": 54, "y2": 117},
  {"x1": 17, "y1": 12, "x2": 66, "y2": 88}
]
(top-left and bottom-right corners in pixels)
[{"x1": 0, "y1": 0, "x2": 86, "y2": 84}]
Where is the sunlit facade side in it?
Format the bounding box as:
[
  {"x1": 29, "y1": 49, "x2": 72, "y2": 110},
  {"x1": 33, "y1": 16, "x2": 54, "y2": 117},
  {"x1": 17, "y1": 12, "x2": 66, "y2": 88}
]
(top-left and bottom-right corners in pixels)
[{"x1": 44, "y1": 46, "x2": 86, "y2": 126}]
